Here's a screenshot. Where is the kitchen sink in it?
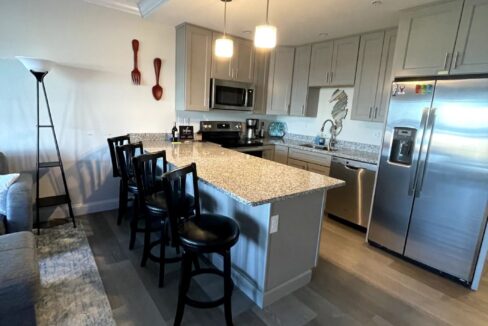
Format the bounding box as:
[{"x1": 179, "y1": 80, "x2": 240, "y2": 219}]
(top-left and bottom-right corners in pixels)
[{"x1": 299, "y1": 143, "x2": 336, "y2": 151}]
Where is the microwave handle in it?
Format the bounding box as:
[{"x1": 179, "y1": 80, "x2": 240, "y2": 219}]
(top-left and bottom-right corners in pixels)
[
  {"x1": 244, "y1": 89, "x2": 249, "y2": 107},
  {"x1": 210, "y1": 79, "x2": 216, "y2": 108}
]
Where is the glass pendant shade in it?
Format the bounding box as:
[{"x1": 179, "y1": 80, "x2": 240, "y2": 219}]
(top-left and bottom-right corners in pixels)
[
  {"x1": 16, "y1": 56, "x2": 53, "y2": 73},
  {"x1": 254, "y1": 25, "x2": 277, "y2": 49},
  {"x1": 215, "y1": 37, "x2": 234, "y2": 58}
]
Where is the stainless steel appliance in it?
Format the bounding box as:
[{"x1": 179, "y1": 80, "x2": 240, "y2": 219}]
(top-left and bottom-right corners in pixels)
[
  {"x1": 326, "y1": 157, "x2": 377, "y2": 228},
  {"x1": 210, "y1": 79, "x2": 254, "y2": 111},
  {"x1": 200, "y1": 121, "x2": 264, "y2": 157},
  {"x1": 368, "y1": 77, "x2": 488, "y2": 290},
  {"x1": 246, "y1": 118, "x2": 259, "y2": 139}
]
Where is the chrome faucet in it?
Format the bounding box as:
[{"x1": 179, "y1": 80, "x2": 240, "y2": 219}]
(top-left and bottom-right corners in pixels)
[{"x1": 320, "y1": 119, "x2": 338, "y2": 150}]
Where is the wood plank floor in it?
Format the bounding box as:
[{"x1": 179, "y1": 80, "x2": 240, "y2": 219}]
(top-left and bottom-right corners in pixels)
[{"x1": 80, "y1": 210, "x2": 488, "y2": 325}]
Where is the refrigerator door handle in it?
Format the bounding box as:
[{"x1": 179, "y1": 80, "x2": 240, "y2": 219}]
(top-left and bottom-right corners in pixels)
[
  {"x1": 408, "y1": 107, "x2": 430, "y2": 196},
  {"x1": 415, "y1": 108, "x2": 437, "y2": 198}
]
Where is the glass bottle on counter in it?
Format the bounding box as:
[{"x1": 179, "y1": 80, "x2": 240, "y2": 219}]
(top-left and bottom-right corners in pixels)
[{"x1": 171, "y1": 122, "x2": 178, "y2": 142}]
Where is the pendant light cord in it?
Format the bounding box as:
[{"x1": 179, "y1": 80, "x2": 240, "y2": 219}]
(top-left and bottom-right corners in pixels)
[
  {"x1": 266, "y1": 0, "x2": 270, "y2": 24},
  {"x1": 223, "y1": 0, "x2": 227, "y2": 37}
]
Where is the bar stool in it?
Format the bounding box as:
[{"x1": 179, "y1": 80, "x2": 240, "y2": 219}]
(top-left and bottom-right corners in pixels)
[
  {"x1": 162, "y1": 163, "x2": 240, "y2": 326},
  {"x1": 107, "y1": 134, "x2": 130, "y2": 225},
  {"x1": 133, "y1": 151, "x2": 184, "y2": 287},
  {"x1": 116, "y1": 142, "x2": 144, "y2": 250}
]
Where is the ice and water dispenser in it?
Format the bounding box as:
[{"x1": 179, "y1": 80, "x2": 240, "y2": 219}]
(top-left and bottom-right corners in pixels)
[{"x1": 389, "y1": 127, "x2": 417, "y2": 165}]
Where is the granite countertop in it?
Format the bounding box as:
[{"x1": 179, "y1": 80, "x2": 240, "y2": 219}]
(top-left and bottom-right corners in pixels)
[
  {"x1": 143, "y1": 140, "x2": 345, "y2": 206},
  {"x1": 264, "y1": 138, "x2": 379, "y2": 164}
]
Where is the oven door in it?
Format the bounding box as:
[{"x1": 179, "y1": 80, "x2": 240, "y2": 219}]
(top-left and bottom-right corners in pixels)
[{"x1": 210, "y1": 79, "x2": 254, "y2": 111}]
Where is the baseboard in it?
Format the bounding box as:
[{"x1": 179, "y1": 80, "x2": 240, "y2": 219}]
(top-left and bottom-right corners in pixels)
[{"x1": 72, "y1": 198, "x2": 118, "y2": 216}]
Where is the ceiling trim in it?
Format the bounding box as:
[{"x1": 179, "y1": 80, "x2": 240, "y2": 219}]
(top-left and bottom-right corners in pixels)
[
  {"x1": 84, "y1": 0, "x2": 140, "y2": 15},
  {"x1": 138, "y1": 0, "x2": 169, "y2": 18}
]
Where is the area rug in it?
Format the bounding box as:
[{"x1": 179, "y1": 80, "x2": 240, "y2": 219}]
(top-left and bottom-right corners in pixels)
[{"x1": 35, "y1": 223, "x2": 115, "y2": 326}]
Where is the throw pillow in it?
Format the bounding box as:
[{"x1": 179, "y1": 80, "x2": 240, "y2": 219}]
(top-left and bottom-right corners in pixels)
[{"x1": 0, "y1": 173, "x2": 20, "y2": 216}]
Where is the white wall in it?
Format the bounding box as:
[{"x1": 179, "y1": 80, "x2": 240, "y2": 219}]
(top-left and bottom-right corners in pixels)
[{"x1": 0, "y1": 0, "x2": 176, "y2": 217}]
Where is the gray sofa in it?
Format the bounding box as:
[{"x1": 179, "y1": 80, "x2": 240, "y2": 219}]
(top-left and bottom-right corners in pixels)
[{"x1": 0, "y1": 152, "x2": 39, "y2": 325}]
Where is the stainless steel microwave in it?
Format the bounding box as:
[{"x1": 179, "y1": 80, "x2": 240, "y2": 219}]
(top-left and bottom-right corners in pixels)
[{"x1": 210, "y1": 79, "x2": 254, "y2": 111}]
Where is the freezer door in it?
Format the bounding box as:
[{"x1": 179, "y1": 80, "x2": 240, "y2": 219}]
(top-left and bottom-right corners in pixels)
[
  {"x1": 404, "y1": 78, "x2": 488, "y2": 282},
  {"x1": 368, "y1": 80, "x2": 435, "y2": 254}
]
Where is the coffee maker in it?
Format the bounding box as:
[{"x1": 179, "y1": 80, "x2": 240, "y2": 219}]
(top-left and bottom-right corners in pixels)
[{"x1": 245, "y1": 119, "x2": 259, "y2": 139}]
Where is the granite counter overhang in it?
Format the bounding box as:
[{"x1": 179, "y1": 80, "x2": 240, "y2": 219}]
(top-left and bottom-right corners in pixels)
[{"x1": 142, "y1": 140, "x2": 345, "y2": 207}]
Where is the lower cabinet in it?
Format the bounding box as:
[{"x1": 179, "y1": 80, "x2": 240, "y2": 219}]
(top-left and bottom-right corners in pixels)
[
  {"x1": 262, "y1": 147, "x2": 275, "y2": 161},
  {"x1": 287, "y1": 148, "x2": 332, "y2": 176},
  {"x1": 273, "y1": 145, "x2": 289, "y2": 164},
  {"x1": 287, "y1": 158, "x2": 308, "y2": 170}
]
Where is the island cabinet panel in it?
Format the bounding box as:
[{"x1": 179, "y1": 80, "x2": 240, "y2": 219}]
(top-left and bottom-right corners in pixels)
[
  {"x1": 273, "y1": 145, "x2": 289, "y2": 164},
  {"x1": 176, "y1": 24, "x2": 213, "y2": 111},
  {"x1": 290, "y1": 45, "x2": 312, "y2": 117},
  {"x1": 308, "y1": 41, "x2": 333, "y2": 87},
  {"x1": 450, "y1": 0, "x2": 488, "y2": 74},
  {"x1": 330, "y1": 35, "x2": 360, "y2": 86},
  {"x1": 392, "y1": 0, "x2": 464, "y2": 77},
  {"x1": 266, "y1": 47, "x2": 295, "y2": 115}
]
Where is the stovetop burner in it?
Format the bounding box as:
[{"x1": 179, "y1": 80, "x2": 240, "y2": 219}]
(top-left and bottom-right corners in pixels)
[{"x1": 200, "y1": 120, "x2": 264, "y2": 148}]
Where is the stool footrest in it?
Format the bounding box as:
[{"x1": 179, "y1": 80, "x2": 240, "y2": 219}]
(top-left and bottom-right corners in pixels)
[
  {"x1": 184, "y1": 268, "x2": 234, "y2": 309},
  {"x1": 147, "y1": 240, "x2": 182, "y2": 263}
]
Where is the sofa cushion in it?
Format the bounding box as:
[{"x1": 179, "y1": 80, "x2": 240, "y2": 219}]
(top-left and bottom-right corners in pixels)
[
  {"x1": 0, "y1": 173, "x2": 20, "y2": 215},
  {"x1": 0, "y1": 232, "x2": 39, "y2": 324},
  {"x1": 0, "y1": 215, "x2": 5, "y2": 235}
]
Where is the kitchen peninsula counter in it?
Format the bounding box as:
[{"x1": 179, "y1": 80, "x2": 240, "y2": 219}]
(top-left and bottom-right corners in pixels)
[
  {"x1": 140, "y1": 139, "x2": 344, "y2": 308},
  {"x1": 144, "y1": 140, "x2": 344, "y2": 205}
]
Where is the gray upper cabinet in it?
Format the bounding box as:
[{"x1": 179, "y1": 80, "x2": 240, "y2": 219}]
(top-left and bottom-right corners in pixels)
[
  {"x1": 450, "y1": 0, "x2": 488, "y2": 74},
  {"x1": 352, "y1": 29, "x2": 397, "y2": 122},
  {"x1": 352, "y1": 32, "x2": 385, "y2": 121},
  {"x1": 308, "y1": 41, "x2": 333, "y2": 87},
  {"x1": 266, "y1": 47, "x2": 295, "y2": 115},
  {"x1": 375, "y1": 29, "x2": 397, "y2": 122},
  {"x1": 308, "y1": 37, "x2": 359, "y2": 87},
  {"x1": 211, "y1": 33, "x2": 255, "y2": 82},
  {"x1": 392, "y1": 0, "x2": 464, "y2": 77},
  {"x1": 290, "y1": 45, "x2": 312, "y2": 116},
  {"x1": 330, "y1": 36, "x2": 360, "y2": 86},
  {"x1": 176, "y1": 24, "x2": 213, "y2": 111},
  {"x1": 234, "y1": 38, "x2": 255, "y2": 83},
  {"x1": 253, "y1": 49, "x2": 270, "y2": 114}
]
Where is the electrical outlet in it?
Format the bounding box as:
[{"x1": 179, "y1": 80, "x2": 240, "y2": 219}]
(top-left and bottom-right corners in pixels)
[{"x1": 270, "y1": 215, "x2": 279, "y2": 234}]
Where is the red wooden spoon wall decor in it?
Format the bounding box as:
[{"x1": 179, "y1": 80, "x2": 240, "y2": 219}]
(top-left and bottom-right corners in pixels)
[{"x1": 152, "y1": 58, "x2": 163, "y2": 101}]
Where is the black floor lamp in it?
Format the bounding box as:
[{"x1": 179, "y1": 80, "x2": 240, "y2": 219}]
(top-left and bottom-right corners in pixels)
[{"x1": 16, "y1": 56, "x2": 76, "y2": 234}]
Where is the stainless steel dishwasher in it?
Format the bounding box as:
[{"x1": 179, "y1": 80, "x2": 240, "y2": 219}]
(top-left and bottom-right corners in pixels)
[{"x1": 326, "y1": 156, "x2": 377, "y2": 228}]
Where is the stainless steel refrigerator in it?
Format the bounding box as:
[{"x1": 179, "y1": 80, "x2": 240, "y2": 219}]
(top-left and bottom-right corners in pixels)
[{"x1": 367, "y1": 77, "x2": 488, "y2": 290}]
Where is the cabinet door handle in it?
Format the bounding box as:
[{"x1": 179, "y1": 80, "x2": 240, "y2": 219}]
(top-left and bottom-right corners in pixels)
[
  {"x1": 302, "y1": 104, "x2": 305, "y2": 115},
  {"x1": 325, "y1": 71, "x2": 329, "y2": 84},
  {"x1": 453, "y1": 52, "x2": 460, "y2": 69},
  {"x1": 443, "y1": 52, "x2": 449, "y2": 69},
  {"x1": 235, "y1": 68, "x2": 239, "y2": 79},
  {"x1": 368, "y1": 107, "x2": 372, "y2": 119},
  {"x1": 374, "y1": 107, "x2": 378, "y2": 119},
  {"x1": 330, "y1": 71, "x2": 333, "y2": 83}
]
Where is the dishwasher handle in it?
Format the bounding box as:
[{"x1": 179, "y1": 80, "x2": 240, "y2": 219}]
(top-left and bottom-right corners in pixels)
[{"x1": 344, "y1": 164, "x2": 360, "y2": 171}]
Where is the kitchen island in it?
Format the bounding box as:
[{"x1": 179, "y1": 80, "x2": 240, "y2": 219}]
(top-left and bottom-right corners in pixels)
[{"x1": 141, "y1": 139, "x2": 344, "y2": 308}]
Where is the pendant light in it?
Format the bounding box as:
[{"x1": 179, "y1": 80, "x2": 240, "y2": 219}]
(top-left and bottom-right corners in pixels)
[
  {"x1": 254, "y1": 0, "x2": 277, "y2": 49},
  {"x1": 215, "y1": 0, "x2": 233, "y2": 58}
]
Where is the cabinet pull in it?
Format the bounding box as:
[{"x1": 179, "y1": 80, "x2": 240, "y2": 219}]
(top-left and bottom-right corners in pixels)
[
  {"x1": 325, "y1": 71, "x2": 329, "y2": 84},
  {"x1": 235, "y1": 68, "x2": 239, "y2": 79},
  {"x1": 453, "y1": 52, "x2": 459, "y2": 69},
  {"x1": 368, "y1": 107, "x2": 372, "y2": 119},
  {"x1": 302, "y1": 104, "x2": 305, "y2": 115},
  {"x1": 443, "y1": 52, "x2": 449, "y2": 69},
  {"x1": 374, "y1": 107, "x2": 378, "y2": 119},
  {"x1": 330, "y1": 71, "x2": 333, "y2": 83}
]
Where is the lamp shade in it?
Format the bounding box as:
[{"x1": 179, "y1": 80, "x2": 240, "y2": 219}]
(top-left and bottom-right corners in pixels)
[
  {"x1": 254, "y1": 25, "x2": 277, "y2": 49},
  {"x1": 215, "y1": 37, "x2": 234, "y2": 58},
  {"x1": 16, "y1": 56, "x2": 53, "y2": 73}
]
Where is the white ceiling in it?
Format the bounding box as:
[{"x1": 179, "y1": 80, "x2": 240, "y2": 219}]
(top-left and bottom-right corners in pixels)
[{"x1": 86, "y1": 0, "x2": 439, "y2": 45}]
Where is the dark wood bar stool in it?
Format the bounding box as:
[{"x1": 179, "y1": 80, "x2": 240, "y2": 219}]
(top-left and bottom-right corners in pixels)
[
  {"x1": 115, "y1": 142, "x2": 144, "y2": 250},
  {"x1": 107, "y1": 135, "x2": 130, "y2": 225},
  {"x1": 162, "y1": 163, "x2": 240, "y2": 326},
  {"x1": 133, "y1": 151, "x2": 183, "y2": 287}
]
